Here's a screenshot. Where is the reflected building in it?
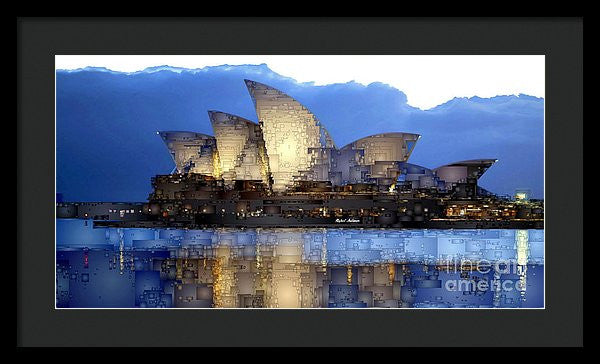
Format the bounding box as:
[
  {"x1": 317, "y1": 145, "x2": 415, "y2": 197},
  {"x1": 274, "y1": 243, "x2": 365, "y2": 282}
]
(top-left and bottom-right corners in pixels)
[{"x1": 56, "y1": 219, "x2": 544, "y2": 309}]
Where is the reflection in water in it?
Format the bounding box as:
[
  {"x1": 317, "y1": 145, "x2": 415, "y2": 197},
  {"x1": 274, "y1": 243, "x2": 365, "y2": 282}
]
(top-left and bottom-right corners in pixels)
[
  {"x1": 516, "y1": 229, "x2": 529, "y2": 302},
  {"x1": 56, "y1": 219, "x2": 544, "y2": 308}
]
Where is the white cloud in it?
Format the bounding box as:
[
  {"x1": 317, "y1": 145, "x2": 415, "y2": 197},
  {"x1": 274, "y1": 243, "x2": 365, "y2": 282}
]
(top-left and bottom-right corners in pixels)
[{"x1": 55, "y1": 55, "x2": 544, "y2": 110}]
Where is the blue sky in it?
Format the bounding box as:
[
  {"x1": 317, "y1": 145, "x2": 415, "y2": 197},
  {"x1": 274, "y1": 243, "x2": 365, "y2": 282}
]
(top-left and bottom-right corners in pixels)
[{"x1": 56, "y1": 60, "x2": 544, "y2": 201}]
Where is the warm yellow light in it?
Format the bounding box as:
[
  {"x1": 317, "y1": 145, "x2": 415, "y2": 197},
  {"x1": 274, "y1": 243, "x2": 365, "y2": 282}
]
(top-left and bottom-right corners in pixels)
[
  {"x1": 346, "y1": 266, "x2": 353, "y2": 285},
  {"x1": 279, "y1": 138, "x2": 298, "y2": 159},
  {"x1": 212, "y1": 151, "x2": 222, "y2": 178},
  {"x1": 516, "y1": 193, "x2": 527, "y2": 200},
  {"x1": 275, "y1": 281, "x2": 300, "y2": 308}
]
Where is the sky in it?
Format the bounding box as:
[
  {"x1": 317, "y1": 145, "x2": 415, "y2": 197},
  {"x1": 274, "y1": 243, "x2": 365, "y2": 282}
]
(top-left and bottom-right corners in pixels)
[{"x1": 55, "y1": 55, "x2": 545, "y2": 110}]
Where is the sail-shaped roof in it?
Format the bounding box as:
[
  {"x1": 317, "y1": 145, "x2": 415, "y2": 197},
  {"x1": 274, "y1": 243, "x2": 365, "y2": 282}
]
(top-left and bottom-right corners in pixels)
[
  {"x1": 433, "y1": 159, "x2": 497, "y2": 183},
  {"x1": 157, "y1": 131, "x2": 217, "y2": 175},
  {"x1": 245, "y1": 79, "x2": 335, "y2": 191}
]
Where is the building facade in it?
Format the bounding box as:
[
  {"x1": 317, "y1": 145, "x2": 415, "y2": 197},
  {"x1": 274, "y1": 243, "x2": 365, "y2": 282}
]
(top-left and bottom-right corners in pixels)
[{"x1": 158, "y1": 80, "x2": 497, "y2": 195}]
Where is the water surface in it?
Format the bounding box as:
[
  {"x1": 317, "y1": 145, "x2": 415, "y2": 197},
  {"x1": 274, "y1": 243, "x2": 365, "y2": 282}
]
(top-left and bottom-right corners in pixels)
[{"x1": 56, "y1": 219, "x2": 544, "y2": 308}]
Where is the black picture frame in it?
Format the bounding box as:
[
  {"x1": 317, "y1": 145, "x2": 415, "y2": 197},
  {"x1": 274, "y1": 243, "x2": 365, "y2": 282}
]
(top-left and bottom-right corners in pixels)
[{"x1": 17, "y1": 17, "x2": 583, "y2": 347}]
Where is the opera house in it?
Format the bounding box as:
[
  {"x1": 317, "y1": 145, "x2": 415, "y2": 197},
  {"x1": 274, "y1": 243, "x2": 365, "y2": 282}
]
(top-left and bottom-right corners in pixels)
[
  {"x1": 57, "y1": 79, "x2": 543, "y2": 229},
  {"x1": 159, "y1": 79, "x2": 496, "y2": 195}
]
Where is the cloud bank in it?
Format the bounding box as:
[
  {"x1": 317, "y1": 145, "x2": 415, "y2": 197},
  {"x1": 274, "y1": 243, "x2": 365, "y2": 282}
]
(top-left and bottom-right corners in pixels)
[{"x1": 55, "y1": 55, "x2": 545, "y2": 110}]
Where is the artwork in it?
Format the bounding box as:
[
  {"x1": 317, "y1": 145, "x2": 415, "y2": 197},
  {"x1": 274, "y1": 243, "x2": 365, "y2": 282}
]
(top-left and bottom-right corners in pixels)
[{"x1": 55, "y1": 55, "x2": 544, "y2": 308}]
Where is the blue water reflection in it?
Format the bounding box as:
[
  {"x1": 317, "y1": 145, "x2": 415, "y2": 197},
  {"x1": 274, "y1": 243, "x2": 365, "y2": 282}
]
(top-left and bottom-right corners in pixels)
[{"x1": 56, "y1": 219, "x2": 544, "y2": 308}]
